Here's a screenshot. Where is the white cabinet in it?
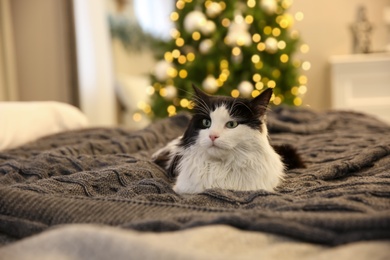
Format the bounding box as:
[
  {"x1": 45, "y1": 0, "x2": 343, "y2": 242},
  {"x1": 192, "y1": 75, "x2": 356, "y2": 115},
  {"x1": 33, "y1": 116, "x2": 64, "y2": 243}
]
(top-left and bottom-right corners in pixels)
[{"x1": 330, "y1": 53, "x2": 390, "y2": 123}]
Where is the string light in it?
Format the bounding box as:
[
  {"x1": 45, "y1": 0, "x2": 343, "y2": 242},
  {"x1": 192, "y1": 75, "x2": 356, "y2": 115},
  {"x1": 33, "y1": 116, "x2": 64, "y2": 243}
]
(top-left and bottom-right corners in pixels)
[
  {"x1": 251, "y1": 54, "x2": 260, "y2": 63},
  {"x1": 273, "y1": 96, "x2": 282, "y2": 105},
  {"x1": 186, "y1": 52, "x2": 195, "y2": 61},
  {"x1": 272, "y1": 69, "x2": 281, "y2": 78},
  {"x1": 255, "y1": 82, "x2": 264, "y2": 90},
  {"x1": 221, "y1": 18, "x2": 230, "y2": 27},
  {"x1": 146, "y1": 86, "x2": 155, "y2": 95},
  {"x1": 170, "y1": 28, "x2": 180, "y2": 39},
  {"x1": 272, "y1": 28, "x2": 281, "y2": 37},
  {"x1": 263, "y1": 26, "x2": 272, "y2": 35},
  {"x1": 257, "y1": 42, "x2": 266, "y2": 51},
  {"x1": 252, "y1": 34, "x2": 261, "y2": 43},
  {"x1": 294, "y1": 97, "x2": 302, "y2": 106},
  {"x1": 295, "y1": 12, "x2": 304, "y2": 21},
  {"x1": 133, "y1": 113, "x2": 142, "y2": 122},
  {"x1": 299, "y1": 75, "x2": 308, "y2": 84},
  {"x1": 179, "y1": 69, "x2": 188, "y2": 78},
  {"x1": 167, "y1": 105, "x2": 176, "y2": 116},
  {"x1": 300, "y1": 44, "x2": 310, "y2": 53},
  {"x1": 253, "y1": 73, "x2": 261, "y2": 82},
  {"x1": 251, "y1": 90, "x2": 260, "y2": 97},
  {"x1": 180, "y1": 98, "x2": 190, "y2": 107},
  {"x1": 291, "y1": 86, "x2": 299, "y2": 95},
  {"x1": 175, "y1": 38, "x2": 185, "y2": 47},
  {"x1": 247, "y1": 0, "x2": 256, "y2": 8},
  {"x1": 172, "y1": 49, "x2": 180, "y2": 58},
  {"x1": 232, "y1": 47, "x2": 241, "y2": 56},
  {"x1": 170, "y1": 12, "x2": 179, "y2": 22},
  {"x1": 254, "y1": 61, "x2": 263, "y2": 69},
  {"x1": 267, "y1": 80, "x2": 276, "y2": 88},
  {"x1": 164, "y1": 52, "x2": 173, "y2": 62},
  {"x1": 219, "y1": 1, "x2": 226, "y2": 10},
  {"x1": 245, "y1": 15, "x2": 254, "y2": 24},
  {"x1": 231, "y1": 89, "x2": 240, "y2": 98},
  {"x1": 280, "y1": 54, "x2": 289, "y2": 63},
  {"x1": 178, "y1": 55, "x2": 187, "y2": 64},
  {"x1": 192, "y1": 31, "x2": 201, "y2": 41},
  {"x1": 277, "y1": 40, "x2": 286, "y2": 49},
  {"x1": 298, "y1": 85, "x2": 307, "y2": 94},
  {"x1": 176, "y1": 0, "x2": 185, "y2": 9},
  {"x1": 302, "y1": 61, "x2": 311, "y2": 71}
]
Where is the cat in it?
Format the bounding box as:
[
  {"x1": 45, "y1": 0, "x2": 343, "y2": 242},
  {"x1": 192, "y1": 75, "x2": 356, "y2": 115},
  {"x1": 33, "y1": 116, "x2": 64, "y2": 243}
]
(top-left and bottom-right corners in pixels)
[{"x1": 153, "y1": 85, "x2": 303, "y2": 194}]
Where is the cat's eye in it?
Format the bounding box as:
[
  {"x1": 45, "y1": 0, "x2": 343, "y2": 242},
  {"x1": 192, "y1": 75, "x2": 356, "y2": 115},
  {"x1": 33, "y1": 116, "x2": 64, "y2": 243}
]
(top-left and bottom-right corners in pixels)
[
  {"x1": 225, "y1": 121, "x2": 238, "y2": 129},
  {"x1": 202, "y1": 119, "x2": 211, "y2": 128}
]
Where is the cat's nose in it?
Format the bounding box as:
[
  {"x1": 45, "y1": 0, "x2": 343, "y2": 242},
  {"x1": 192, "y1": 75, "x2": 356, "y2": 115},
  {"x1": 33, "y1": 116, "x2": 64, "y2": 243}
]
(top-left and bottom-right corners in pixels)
[{"x1": 209, "y1": 135, "x2": 219, "y2": 142}]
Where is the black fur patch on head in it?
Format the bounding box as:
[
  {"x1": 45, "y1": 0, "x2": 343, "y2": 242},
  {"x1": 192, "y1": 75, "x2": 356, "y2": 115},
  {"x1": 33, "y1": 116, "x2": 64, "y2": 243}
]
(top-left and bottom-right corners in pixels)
[{"x1": 180, "y1": 85, "x2": 273, "y2": 148}]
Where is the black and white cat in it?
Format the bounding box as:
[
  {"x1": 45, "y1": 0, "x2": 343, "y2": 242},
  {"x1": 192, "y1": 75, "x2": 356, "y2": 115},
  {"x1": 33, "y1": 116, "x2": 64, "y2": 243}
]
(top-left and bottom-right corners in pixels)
[{"x1": 153, "y1": 85, "x2": 300, "y2": 194}]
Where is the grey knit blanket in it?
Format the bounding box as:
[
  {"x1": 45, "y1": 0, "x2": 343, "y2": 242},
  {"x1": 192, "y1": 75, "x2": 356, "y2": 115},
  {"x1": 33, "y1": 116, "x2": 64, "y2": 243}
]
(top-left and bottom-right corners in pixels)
[{"x1": 0, "y1": 107, "x2": 389, "y2": 246}]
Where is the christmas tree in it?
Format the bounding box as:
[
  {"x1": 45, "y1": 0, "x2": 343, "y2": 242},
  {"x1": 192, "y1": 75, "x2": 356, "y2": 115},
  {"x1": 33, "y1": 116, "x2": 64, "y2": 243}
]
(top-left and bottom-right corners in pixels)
[{"x1": 147, "y1": 0, "x2": 309, "y2": 118}]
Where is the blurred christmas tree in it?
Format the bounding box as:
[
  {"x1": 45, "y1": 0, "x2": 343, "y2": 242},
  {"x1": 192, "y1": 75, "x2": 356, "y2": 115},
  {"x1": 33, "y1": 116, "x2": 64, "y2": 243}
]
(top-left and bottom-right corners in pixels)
[{"x1": 148, "y1": 0, "x2": 309, "y2": 118}]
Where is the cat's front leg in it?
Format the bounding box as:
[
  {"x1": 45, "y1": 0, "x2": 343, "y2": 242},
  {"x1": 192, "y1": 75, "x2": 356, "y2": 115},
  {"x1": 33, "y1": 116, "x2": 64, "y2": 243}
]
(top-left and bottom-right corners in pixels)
[{"x1": 152, "y1": 136, "x2": 182, "y2": 172}]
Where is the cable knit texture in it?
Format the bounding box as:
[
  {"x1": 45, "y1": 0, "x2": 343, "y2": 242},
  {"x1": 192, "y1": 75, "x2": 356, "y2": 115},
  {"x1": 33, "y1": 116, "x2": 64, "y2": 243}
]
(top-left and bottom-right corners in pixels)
[{"x1": 0, "y1": 108, "x2": 389, "y2": 246}]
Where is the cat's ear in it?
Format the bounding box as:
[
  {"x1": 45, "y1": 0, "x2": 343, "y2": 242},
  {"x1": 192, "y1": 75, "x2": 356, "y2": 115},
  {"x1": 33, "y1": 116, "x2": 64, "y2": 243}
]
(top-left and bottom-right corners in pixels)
[
  {"x1": 250, "y1": 88, "x2": 273, "y2": 116},
  {"x1": 192, "y1": 84, "x2": 209, "y2": 101}
]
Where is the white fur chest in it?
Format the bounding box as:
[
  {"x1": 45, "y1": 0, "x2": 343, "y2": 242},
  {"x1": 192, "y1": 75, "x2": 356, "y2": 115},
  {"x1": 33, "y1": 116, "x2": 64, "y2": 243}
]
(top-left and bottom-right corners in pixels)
[{"x1": 173, "y1": 136, "x2": 285, "y2": 194}]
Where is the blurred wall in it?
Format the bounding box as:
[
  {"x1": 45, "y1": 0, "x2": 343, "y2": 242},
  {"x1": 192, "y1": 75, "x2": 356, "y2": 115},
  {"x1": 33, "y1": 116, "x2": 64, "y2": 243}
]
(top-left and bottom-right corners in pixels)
[
  {"x1": 10, "y1": 0, "x2": 77, "y2": 105},
  {"x1": 290, "y1": 0, "x2": 390, "y2": 111}
]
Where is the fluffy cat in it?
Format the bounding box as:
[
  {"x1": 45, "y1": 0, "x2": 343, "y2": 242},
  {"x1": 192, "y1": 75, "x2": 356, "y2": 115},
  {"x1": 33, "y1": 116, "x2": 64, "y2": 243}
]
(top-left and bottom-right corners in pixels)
[{"x1": 153, "y1": 86, "x2": 300, "y2": 194}]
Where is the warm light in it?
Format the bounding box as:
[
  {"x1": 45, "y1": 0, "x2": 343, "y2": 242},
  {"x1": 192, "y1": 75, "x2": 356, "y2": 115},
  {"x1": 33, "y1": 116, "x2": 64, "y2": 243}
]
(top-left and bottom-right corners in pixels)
[
  {"x1": 159, "y1": 88, "x2": 167, "y2": 97},
  {"x1": 299, "y1": 75, "x2": 308, "y2": 84},
  {"x1": 281, "y1": 0, "x2": 293, "y2": 9},
  {"x1": 178, "y1": 55, "x2": 187, "y2": 64},
  {"x1": 133, "y1": 113, "x2": 142, "y2": 122},
  {"x1": 164, "y1": 52, "x2": 173, "y2": 62},
  {"x1": 245, "y1": 15, "x2": 254, "y2": 24},
  {"x1": 232, "y1": 47, "x2": 241, "y2": 56},
  {"x1": 298, "y1": 85, "x2": 307, "y2": 94},
  {"x1": 170, "y1": 12, "x2": 179, "y2": 21},
  {"x1": 295, "y1": 12, "x2": 304, "y2": 21},
  {"x1": 257, "y1": 42, "x2": 266, "y2": 51},
  {"x1": 167, "y1": 105, "x2": 176, "y2": 115},
  {"x1": 263, "y1": 26, "x2": 272, "y2": 35},
  {"x1": 170, "y1": 28, "x2": 180, "y2": 39},
  {"x1": 255, "y1": 82, "x2": 264, "y2": 90},
  {"x1": 247, "y1": 0, "x2": 256, "y2": 8},
  {"x1": 180, "y1": 98, "x2": 190, "y2": 107},
  {"x1": 273, "y1": 96, "x2": 282, "y2": 105},
  {"x1": 167, "y1": 68, "x2": 178, "y2": 78},
  {"x1": 179, "y1": 69, "x2": 188, "y2": 78},
  {"x1": 205, "y1": 0, "x2": 212, "y2": 8},
  {"x1": 219, "y1": 2, "x2": 226, "y2": 10},
  {"x1": 251, "y1": 54, "x2": 260, "y2": 63},
  {"x1": 291, "y1": 30, "x2": 300, "y2": 39},
  {"x1": 187, "y1": 52, "x2": 195, "y2": 61},
  {"x1": 294, "y1": 97, "x2": 302, "y2": 106},
  {"x1": 176, "y1": 0, "x2": 185, "y2": 9},
  {"x1": 300, "y1": 44, "x2": 310, "y2": 53},
  {"x1": 220, "y1": 59, "x2": 229, "y2": 69},
  {"x1": 176, "y1": 38, "x2": 185, "y2": 47},
  {"x1": 280, "y1": 54, "x2": 289, "y2": 63},
  {"x1": 291, "y1": 86, "x2": 299, "y2": 95},
  {"x1": 252, "y1": 33, "x2": 261, "y2": 43},
  {"x1": 146, "y1": 86, "x2": 155, "y2": 95},
  {"x1": 267, "y1": 80, "x2": 276, "y2": 88},
  {"x1": 277, "y1": 40, "x2": 286, "y2": 49},
  {"x1": 302, "y1": 61, "x2": 311, "y2": 71},
  {"x1": 272, "y1": 28, "x2": 281, "y2": 37},
  {"x1": 172, "y1": 49, "x2": 180, "y2": 58},
  {"x1": 192, "y1": 31, "x2": 201, "y2": 41},
  {"x1": 222, "y1": 18, "x2": 230, "y2": 27},
  {"x1": 251, "y1": 90, "x2": 260, "y2": 97},
  {"x1": 253, "y1": 73, "x2": 261, "y2": 82},
  {"x1": 231, "y1": 89, "x2": 240, "y2": 97}
]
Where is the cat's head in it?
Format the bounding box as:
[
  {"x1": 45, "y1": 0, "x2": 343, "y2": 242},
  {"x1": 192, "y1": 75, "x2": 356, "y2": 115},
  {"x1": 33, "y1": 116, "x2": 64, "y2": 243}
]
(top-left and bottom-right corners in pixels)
[{"x1": 181, "y1": 85, "x2": 273, "y2": 157}]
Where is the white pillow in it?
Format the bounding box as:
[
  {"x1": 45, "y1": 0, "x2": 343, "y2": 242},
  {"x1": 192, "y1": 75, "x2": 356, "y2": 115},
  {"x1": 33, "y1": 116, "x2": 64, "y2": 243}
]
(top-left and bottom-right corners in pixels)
[{"x1": 0, "y1": 101, "x2": 89, "y2": 151}]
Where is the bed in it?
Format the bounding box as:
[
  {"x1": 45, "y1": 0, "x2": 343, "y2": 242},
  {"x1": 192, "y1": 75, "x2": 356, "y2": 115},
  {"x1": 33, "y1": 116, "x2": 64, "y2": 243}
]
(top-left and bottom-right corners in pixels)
[{"x1": 0, "y1": 105, "x2": 389, "y2": 259}]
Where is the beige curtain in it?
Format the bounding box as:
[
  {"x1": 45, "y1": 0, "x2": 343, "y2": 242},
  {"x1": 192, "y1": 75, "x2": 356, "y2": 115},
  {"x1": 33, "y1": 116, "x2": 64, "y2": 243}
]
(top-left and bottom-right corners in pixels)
[{"x1": 0, "y1": 0, "x2": 18, "y2": 101}]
